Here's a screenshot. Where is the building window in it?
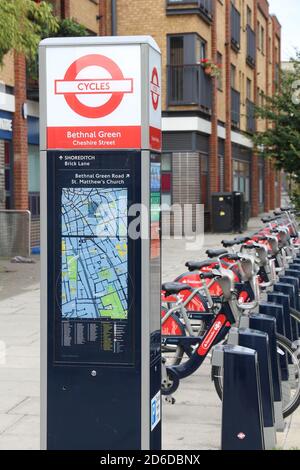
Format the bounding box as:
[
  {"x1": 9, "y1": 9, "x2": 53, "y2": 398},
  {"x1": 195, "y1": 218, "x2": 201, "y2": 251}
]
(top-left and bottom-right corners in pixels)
[
  {"x1": 246, "y1": 78, "x2": 252, "y2": 101},
  {"x1": 28, "y1": 144, "x2": 40, "y2": 217},
  {"x1": 257, "y1": 21, "x2": 261, "y2": 50},
  {"x1": 233, "y1": 160, "x2": 250, "y2": 202},
  {"x1": 217, "y1": 52, "x2": 223, "y2": 91},
  {"x1": 197, "y1": 37, "x2": 207, "y2": 61},
  {"x1": 167, "y1": 33, "x2": 211, "y2": 108},
  {"x1": 246, "y1": 5, "x2": 252, "y2": 27},
  {"x1": 260, "y1": 26, "x2": 265, "y2": 53},
  {"x1": 258, "y1": 162, "x2": 264, "y2": 206},
  {"x1": 169, "y1": 35, "x2": 184, "y2": 66},
  {"x1": 231, "y1": 64, "x2": 236, "y2": 89},
  {"x1": 161, "y1": 153, "x2": 172, "y2": 208},
  {"x1": 4, "y1": 141, "x2": 12, "y2": 209}
]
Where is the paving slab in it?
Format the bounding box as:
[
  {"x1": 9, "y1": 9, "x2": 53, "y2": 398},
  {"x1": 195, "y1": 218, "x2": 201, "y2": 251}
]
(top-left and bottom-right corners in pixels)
[{"x1": 0, "y1": 217, "x2": 299, "y2": 449}]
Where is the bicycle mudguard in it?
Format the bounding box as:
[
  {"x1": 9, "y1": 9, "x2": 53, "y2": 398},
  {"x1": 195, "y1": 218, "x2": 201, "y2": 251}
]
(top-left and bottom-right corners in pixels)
[
  {"x1": 161, "y1": 309, "x2": 185, "y2": 336},
  {"x1": 170, "y1": 271, "x2": 210, "y2": 311}
]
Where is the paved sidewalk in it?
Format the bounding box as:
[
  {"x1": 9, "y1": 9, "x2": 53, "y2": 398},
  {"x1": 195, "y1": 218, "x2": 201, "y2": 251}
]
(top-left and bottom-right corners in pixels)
[{"x1": 0, "y1": 218, "x2": 299, "y2": 449}]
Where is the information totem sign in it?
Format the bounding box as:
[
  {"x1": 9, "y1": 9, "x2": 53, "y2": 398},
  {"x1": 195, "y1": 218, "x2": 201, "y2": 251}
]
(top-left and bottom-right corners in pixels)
[{"x1": 39, "y1": 36, "x2": 161, "y2": 450}]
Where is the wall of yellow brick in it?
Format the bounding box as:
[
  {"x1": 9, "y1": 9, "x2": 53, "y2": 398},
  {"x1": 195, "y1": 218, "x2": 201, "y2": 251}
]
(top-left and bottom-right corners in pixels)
[
  {"x1": 230, "y1": 0, "x2": 255, "y2": 133},
  {"x1": 117, "y1": 0, "x2": 211, "y2": 111},
  {"x1": 70, "y1": 0, "x2": 99, "y2": 34},
  {"x1": 216, "y1": 0, "x2": 226, "y2": 123},
  {"x1": 256, "y1": 8, "x2": 268, "y2": 132},
  {"x1": 267, "y1": 19, "x2": 273, "y2": 97},
  {"x1": 0, "y1": 52, "x2": 14, "y2": 87},
  {"x1": 115, "y1": 0, "x2": 279, "y2": 137}
]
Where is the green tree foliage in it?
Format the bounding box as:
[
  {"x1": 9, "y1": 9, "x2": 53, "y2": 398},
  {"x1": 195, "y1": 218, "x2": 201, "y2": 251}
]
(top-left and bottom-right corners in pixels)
[
  {"x1": 254, "y1": 53, "x2": 300, "y2": 184},
  {"x1": 27, "y1": 17, "x2": 87, "y2": 80},
  {"x1": 0, "y1": 0, "x2": 59, "y2": 64}
]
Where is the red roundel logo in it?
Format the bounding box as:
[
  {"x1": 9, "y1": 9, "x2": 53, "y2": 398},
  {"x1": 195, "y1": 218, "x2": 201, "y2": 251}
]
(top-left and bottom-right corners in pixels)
[
  {"x1": 150, "y1": 67, "x2": 160, "y2": 111},
  {"x1": 55, "y1": 54, "x2": 133, "y2": 119}
]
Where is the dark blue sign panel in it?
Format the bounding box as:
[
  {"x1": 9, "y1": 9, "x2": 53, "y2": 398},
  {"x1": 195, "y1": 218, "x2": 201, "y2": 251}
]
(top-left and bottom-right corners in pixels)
[
  {"x1": 28, "y1": 116, "x2": 39, "y2": 145},
  {"x1": 47, "y1": 150, "x2": 141, "y2": 366},
  {"x1": 0, "y1": 110, "x2": 13, "y2": 141}
]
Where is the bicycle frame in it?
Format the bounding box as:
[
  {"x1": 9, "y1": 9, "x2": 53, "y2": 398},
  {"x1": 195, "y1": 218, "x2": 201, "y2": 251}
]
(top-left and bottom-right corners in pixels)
[{"x1": 165, "y1": 301, "x2": 236, "y2": 381}]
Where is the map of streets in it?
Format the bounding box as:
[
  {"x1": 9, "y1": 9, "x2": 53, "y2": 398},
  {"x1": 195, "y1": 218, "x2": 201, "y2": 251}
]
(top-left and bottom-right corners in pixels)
[{"x1": 61, "y1": 188, "x2": 128, "y2": 320}]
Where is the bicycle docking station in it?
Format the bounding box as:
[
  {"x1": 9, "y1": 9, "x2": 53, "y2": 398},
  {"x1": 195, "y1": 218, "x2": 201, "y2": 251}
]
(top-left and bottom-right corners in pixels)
[
  {"x1": 227, "y1": 327, "x2": 276, "y2": 449},
  {"x1": 40, "y1": 36, "x2": 162, "y2": 450},
  {"x1": 240, "y1": 313, "x2": 285, "y2": 432},
  {"x1": 212, "y1": 344, "x2": 265, "y2": 450},
  {"x1": 274, "y1": 283, "x2": 299, "y2": 340},
  {"x1": 267, "y1": 292, "x2": 293, "y2": 341}
]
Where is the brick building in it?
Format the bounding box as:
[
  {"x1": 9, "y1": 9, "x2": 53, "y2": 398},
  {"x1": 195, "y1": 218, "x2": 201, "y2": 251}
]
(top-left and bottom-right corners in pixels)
[
  {"x1": 0, "y1": 0, "x2": 282, "y2": 247},
  {"x1": 0, "y1": 0, "x2": 105, "y2": 248},
  {"x1": 101, "y1": 0, "x2": 282, "y2": 227}
]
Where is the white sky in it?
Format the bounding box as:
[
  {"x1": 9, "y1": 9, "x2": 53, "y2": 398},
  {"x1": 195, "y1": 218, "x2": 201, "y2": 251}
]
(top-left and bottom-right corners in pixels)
[{"x1": 268, "y1": 0, "x2": 300, "y2": 60}]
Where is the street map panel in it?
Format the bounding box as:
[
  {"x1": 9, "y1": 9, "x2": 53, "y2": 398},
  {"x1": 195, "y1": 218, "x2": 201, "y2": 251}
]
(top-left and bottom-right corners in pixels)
[{"x1": 61, "y1": 188, "x2": 128, "y2": 320}]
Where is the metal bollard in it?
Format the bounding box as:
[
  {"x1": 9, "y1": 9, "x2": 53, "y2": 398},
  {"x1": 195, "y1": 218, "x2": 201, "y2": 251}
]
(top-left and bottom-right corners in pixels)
[
  {"x1": 258, "y1": 303, "x2": 289, "y2": 390},
  {"x1": 285, "y1": 269, "x2": 300, "y2": 284},
  {"x1": 290, "y1": 262, "x2": 300, "y2": 270},
  {"x1": 279, "y1": 276, "x2": 300, "y2": 310},
  {"x1": 274, "y1": 283, "x2": 299, "y2": 341},
  {"x1": 227, "y1": 328, "x2": 276, "y2": 449},
  {"x1": 212, "y1": 344, "x2": 265, "y2": 450},
  {"x1": 259, "y1": 302, "x2": 285, "y2": 337},
  {"x1": 267, "y1": 292, "x2": 293, "y2": 342},
  {"x1": 240, "y1": 313, "x2": 285, "y2": 432}
]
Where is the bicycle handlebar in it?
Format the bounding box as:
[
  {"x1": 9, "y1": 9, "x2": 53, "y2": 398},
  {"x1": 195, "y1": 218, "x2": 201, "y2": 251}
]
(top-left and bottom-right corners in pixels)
[{"x1": 199, "y1": 272, "x2": 221, "y2": 280}]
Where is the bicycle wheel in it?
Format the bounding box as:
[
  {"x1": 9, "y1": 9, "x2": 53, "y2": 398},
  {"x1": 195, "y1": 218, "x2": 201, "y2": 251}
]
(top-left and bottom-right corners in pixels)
[{"x1": 212, "y1": 333, "x2": 300, "y2": 419}]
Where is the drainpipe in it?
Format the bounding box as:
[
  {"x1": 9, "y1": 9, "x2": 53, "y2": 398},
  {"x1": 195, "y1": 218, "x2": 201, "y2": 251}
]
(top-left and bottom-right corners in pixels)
[{"x1": 111, "y1": 0, "x2": 117, "y2": 36}]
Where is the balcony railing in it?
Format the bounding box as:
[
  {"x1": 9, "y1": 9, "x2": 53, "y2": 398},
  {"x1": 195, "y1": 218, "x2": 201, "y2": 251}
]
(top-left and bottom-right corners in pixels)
[
  {"x1": 231, "y1": 88, "x2": 240, "y2": 127},
  {"x1": 246, "y1": 25, "x2": 256, "y2": 68},
  {"x1": 167, "y1": 64, "x2": 212, "y2": 110},
  {"x1": 246, "y1": 99, "x2": 256, "y2": 134},
  {"x1": 166, "y1": 0, "x2": 213, "y2": 22},
  {"x1": 231, "y1": 4, "x2": 241, "y2": 51}
]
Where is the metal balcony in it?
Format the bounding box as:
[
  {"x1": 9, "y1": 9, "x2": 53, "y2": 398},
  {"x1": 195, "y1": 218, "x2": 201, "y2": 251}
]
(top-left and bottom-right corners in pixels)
[
  {"x1": 167, "y1": 64, "x2": 212, "y2": 111},
  {"x1": 166, "y1": 0, "x2": 213, "y2": 23}
]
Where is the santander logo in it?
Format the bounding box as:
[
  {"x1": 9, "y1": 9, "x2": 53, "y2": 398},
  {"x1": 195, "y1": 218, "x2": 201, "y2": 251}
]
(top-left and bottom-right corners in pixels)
[{"x1": 197, "y1": 314, "x2": 226, "y2": 356}]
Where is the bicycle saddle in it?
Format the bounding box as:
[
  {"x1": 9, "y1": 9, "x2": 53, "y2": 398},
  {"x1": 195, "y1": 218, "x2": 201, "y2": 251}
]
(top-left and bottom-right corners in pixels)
[
  {"x1": 221, "y1": 237, "x2": 249, "y2": 248},
  {"x1": 185, "y1": 259, "x2": 219, "y2": 271},
  {"x1": 206, "y1": 249, "x2": 228, "y2": 258},
  {"x1": 162, "y1": 282, "x2": 192, "y2": 296}
]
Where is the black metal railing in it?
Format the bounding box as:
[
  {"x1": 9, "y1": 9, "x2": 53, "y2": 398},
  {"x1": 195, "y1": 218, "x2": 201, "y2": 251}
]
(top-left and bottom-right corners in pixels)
[
  {"x1": 246, "y1": 99, "x2": 256, "y2": 134},
  {"x1": 167, "y1": 64, "x2": 212, "y2": 110},
  {"x1": 166, "y1": 0, "x2": 212, "y2": 21},
  {"x1": 231, "y1": 4, "x2": 241, "y2": 50},
  {"x1": 246, "y1": 25, "x2": 256, "y2": 68},
  {"x1": 231, "y1": 88, "x2": 240, "y2": 127}
]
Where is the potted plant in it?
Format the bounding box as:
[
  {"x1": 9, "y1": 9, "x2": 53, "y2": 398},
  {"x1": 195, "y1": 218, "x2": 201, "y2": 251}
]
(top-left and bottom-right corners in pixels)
[{"x1": 200, "y1": 58, "x2": 222, "y2": 79}]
